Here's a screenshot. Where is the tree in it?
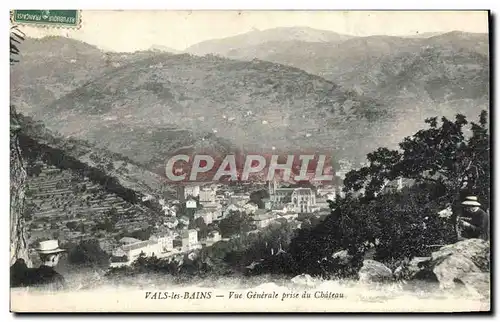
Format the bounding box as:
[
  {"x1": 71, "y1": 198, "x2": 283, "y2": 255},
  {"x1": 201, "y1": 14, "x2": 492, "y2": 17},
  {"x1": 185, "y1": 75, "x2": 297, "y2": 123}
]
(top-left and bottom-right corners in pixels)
[
  {"x1": 286, "y1": 112, "x2": 490, "y2": 276},
  {"x1": 106, "y1": 207, "x2": 120, "y2": 224},
  {"x1": 129, "y1": 227, "x2": 153, "y2": 241},
  {"x1": 189, "y1": 217, "x2": 209, "y2": 240},
  {"x1": 78, "y1": 222, "x2": 86, "y2": 234},
  {"x1": 66, "y1": 221, "x2": 78, "y2": 231},
  {"x1": 218, "y1": 211, "x2": 252, "y2": 238},
  {"x1": 10, "y1": 26, "x2": 24, "y2": 64},
  {"x1": 10, "y1": 25, "x2": 31, "y2": 267},
  {"x1": 68, "y1": 239, "x2": 110, "y2": 267},
  {"x1": 344, "y1": 112, "x2": 490, "y2": 206},
  {"x1": 288, "y1": 198, "x2": 375, "y2": 278},
  {"x1": 249, "y1": 189, "x2": 269, "y2": 208}
]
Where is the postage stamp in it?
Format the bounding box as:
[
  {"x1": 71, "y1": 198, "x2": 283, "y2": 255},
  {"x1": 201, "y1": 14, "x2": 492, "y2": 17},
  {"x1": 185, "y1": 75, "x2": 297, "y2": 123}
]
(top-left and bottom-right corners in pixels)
[
  {"x1": 9, "y1": 10, "x2": 491, "y2": 313},
  {"x1": 10, "y1": 10, "x2": 81, "y2": 29}
]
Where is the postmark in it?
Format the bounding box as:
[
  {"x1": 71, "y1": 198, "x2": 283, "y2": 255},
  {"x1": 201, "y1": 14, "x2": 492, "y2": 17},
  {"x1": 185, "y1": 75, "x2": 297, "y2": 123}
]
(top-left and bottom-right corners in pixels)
[{"x1": 10, "y1": 10, "x2": 82, "y2": 29}]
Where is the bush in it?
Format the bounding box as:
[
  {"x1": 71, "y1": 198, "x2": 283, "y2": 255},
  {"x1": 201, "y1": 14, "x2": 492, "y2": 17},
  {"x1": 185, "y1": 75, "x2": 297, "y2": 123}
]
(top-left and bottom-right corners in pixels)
[
  {"x1": 218, "y1": 211, "x2": 252, "y2": 238},
  {"x1": 68, "y1": 239, "x2": 110, "y2": 267},
  {"x1": 283, "y1": 112, "x2": 490, "y2": 277}
]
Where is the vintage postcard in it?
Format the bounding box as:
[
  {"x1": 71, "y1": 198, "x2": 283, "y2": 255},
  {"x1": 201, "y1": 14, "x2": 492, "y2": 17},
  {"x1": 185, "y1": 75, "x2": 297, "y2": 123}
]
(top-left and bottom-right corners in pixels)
[{"x1": 9, "y1": 10, "x2": 490, "y2": 313}]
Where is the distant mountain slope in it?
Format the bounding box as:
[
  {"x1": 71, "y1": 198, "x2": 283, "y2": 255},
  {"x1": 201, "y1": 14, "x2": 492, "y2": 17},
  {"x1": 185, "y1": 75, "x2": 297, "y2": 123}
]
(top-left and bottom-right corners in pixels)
[
  {"x1": 10, "y1": 36, "x2": 170, "y2": 110},
  {"x1": 12, "y1": 34, "x2": 489, "y2": 166},
  {"x1": 185, "y1": 27, "x2": 353, "y2": 56},
  {"x1": 149, "y1": 44, "x2": 181, "y2": 54},
  {"x1": 362, "y1": 46, "x2": 489, "y2": 103},
  {"x1": 33, "y1": 52, "x2": 388, "y2": 165},
  {"x1": 10, "y1": 36, "x2": 105, "y2": 110},
  {"x1": 208, "y1": 31, "x2": 489, "y2": 101},
  {"x1": 16, "y1": 112, "x2": 176, "y2": 251},
  {"x1": 16, "y1": 112, "x2": 170, "y2": 199}
]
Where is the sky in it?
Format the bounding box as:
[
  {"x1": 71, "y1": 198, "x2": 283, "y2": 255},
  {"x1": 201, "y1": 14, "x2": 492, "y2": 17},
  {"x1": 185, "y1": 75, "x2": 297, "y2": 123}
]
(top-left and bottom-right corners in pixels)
[{"x1": 17, "y1": 10, "x2": 489, "y2": 52}]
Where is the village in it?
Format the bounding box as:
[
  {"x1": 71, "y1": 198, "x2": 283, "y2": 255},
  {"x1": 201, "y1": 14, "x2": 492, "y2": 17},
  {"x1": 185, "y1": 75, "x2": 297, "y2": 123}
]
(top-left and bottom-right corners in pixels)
[
  {"x1": 23, "y1": 158, "x2": 407, "y2": 269},
  {"x1": 108, "y1": 158, "x2": 411, "y2": 268},
  {"x1": 108, "y1": 176, "x2": 343, "y2": 267}
]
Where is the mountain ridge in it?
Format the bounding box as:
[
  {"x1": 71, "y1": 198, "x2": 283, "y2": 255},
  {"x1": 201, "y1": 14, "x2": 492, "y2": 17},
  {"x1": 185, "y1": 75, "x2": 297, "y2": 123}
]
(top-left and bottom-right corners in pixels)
[
  {"x1": 11, "y1": 32, "x2": 489, "y2": 167},
  {"x1": 185, "y1": 26, "x2": 354, "y2": 56},
  {"x1": 35, "y1": 52, "x2": 388, "y2": 166}
]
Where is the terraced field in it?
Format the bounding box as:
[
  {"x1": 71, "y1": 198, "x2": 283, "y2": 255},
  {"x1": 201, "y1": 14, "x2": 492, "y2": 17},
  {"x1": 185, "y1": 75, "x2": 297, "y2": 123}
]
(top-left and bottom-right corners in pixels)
[{"x1": 26, "y1": 163, "x2": 157, "y2": 249}]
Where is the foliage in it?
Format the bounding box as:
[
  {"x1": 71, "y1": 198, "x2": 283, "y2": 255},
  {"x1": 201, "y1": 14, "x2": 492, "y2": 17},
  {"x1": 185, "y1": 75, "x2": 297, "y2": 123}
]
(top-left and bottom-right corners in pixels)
[
  {"x1": 249, "y1": 189, "x2": 269, "y2": 208},
  {"x1": 108, "y1": 220, "x2": 300, "y2": 279},
  {"x1": 285, "y1": 111, "x2": 489, "y2": 277},
  {"x1": 94, "y1": 208, "x2": 119, "y2": 233},
  {"x1": 10, "y1": 26, "x2": 25, "y2": 64},
  {"x1": 343, "y1": 111, "x2": 490, "y2": 206},
  {"x1": 218, "y1": 211, "x2": 252, "y2": 238},
  {"x1": 202, "y1": 220, "x2": 299, "y2": 275},
  {"x1": 68, "y1": 239, "x2": 110, "y2": 267},
  {"x1": 128, "y1": 227, "x2": 153, "y2": 241},
  {"x1": 189, "y1": 217, "x2": 209, "y2": 240}
]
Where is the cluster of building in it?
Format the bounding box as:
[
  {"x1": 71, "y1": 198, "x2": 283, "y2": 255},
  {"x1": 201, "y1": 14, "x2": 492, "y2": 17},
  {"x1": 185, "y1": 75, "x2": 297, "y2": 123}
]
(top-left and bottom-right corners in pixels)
[
  {"x1": 110, "y1": 159, "x2": 405, "y2": 268},
  {"x1": 109, "y1": 228, "x2": 222, "y2": 268}
]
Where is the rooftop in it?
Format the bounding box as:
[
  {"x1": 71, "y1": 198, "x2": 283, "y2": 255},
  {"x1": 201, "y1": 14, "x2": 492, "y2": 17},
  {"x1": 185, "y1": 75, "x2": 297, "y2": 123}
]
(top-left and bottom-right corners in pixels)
[
  {"x1": 202, "y1": 202, "x2": 222, "y2": 209},
  {"x1": 119, "y1": 237, "x2": 142, "y2": 244},
  {"x1": 121, "y1": 240, "x2": 156, "y2": 251},
  {"x1": 292, "y1": 188, "x2": 314, "y2": 195},
  {"x1": 252, "y1": 213, "x2": 275, "y2": 221},
  {"x1": 196, "y1": 208, "x2": 216, "y2": 214}
]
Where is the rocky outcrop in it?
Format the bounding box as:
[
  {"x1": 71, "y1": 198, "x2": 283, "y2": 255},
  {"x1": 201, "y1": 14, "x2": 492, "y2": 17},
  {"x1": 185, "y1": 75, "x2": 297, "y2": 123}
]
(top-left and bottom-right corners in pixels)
[
  {"x1": 331, "y1": 250, "x2": 353, "y2": 265},
  {"x1": 431, "y1": 239, "x2": 490, "y2": 271},
  {"x1": 291, "y1": 274, "x2": 317, "y2": 287},
  {"x1": 430, "y1": 238, "x2": 489, "y2": 290},
  {"x1": 393, "y1": 238, "x2": 490, "y2": 297},
  {"x1": 10, "y1": 109, "x2": 31, "y2": 267},
  {"x1": 358, "y1": 259, "x2": 393, "y2": 283},
  {"x1": 456, "y1": 272, "x2": 490, "y2": 298},
  {"x1": 393, "y1": 256, "x2": 433, "y2": 281}
]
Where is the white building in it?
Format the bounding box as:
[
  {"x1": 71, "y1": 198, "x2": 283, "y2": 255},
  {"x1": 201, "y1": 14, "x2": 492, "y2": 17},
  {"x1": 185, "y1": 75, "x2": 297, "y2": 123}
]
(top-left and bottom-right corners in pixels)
[
  {"x1": 203, "y1": 202, "x2": 223, "y2": 220},
  {"x1": 182, "y1": 229, "x2": 199, "y2": 250},
  {"x1": 176, "y1": 184, "x2": 201, "y2": 201},
  {"x1": 194, "y1": 209, "x2": 214, "y2": 224},
  {"x1": 268, "y1": 180, "x2": 317, "y2": 213},
  {"x1": 112, "y1": 240, "x2": 161, "y2": 265},
  {"x1": 317, "y1": 186, "x2": 337, "y2": 199},
  {"x1": 150, "y1": 234, "x2": 174, "y2": 253},
  {"x1": 186, "y1": 197, "x2": 197, "y2": 209},
  {"x1": 230, "y1": 194, "x2": 250, "y2": 207},
  {"x1": 118, "y1": 237, "x2": 142, "y2": 245},
  {"x1": 381, "y1": 177, "x2": 403, "y2": 193},
  {"x1": 252, "y1": 210, "x2": 276, "y2": 229},
  {"x1": 271, "y1": 204, "x2": 289, "y2": 214},
  {"x1": 263, "y1": 198, "x2": 272, "y2": 210},
  {"x1": 199, "y1": 187, "x2": 216, "y2": 203},
  {"x1": 291, "y1": 188, "x2": 316, "y2": 213},
  {"x1": 185, "y1": 185, "x2": 200, "y2": 198}
]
